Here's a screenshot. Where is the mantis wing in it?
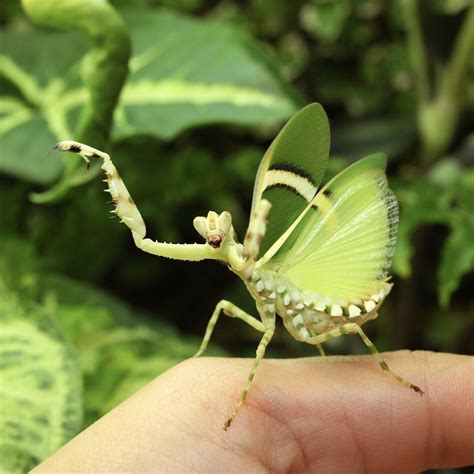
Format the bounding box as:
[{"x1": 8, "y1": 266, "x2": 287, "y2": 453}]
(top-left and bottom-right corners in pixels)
[
  {"x1": 249, "y1": 103, "x2": 330, "y2": 256},
  {"x1": 263, "y1": 153, "x2": 398, "y2": 305}
]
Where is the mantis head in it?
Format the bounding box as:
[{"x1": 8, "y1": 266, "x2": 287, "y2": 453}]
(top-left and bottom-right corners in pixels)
[{"x1": 193, "y1": 211, "x2": 234, "y2": 249}]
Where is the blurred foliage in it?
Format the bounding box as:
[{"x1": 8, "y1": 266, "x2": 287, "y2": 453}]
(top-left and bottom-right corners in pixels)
[
  {"x1": 393, "y1": 147, "x2": 474, "y2": 308},
  {"x1": 0, "y1": 294, "x2": 82, "y2": 473},
  {"x1": 0, "y1": 0, "x2": 473, "y2": 471},
  {"x1": 0, "y1": 237, "x2": 222, "y2": 470},
  {"x1": 0, "y1": 7, "x2": 296, "y2": 199}
]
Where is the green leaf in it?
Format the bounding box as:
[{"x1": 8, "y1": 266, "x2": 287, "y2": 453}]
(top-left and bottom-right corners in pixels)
[
  {"x1": 438, "y1": 170, "x2": 474, "y2": 307},
  {"x1": 300, "y1": 0, "x2": 351, "y2": 42},
  {"x1": 0, "y1": 237, "x2": 41, "y2": 299},
  {"x1": 438, "y1": 224, "x2": 474, "y2": 307},
  {"x1": 0, "y1": 9, "x2": 297, "y2": 184},
  {"x1": 39, "y1": 273, "x2": 225, "y2": 426},
  {"x1": 427, "y1": 157, "x2": 463, "y2": 186},
  {"x1": 115, "y1": 9, "x2": 298, "y2": 138},
  {"x1": 392, "y1": 180, "x2": 451, "y2": 278},
  {"x1": 0, "y1": 236, "x2": 225, "y2": 428},
  {"x1": 0, "y1": 32, "x2": 85, "y2": 184},
  {"x1": 0, "y1": 113, "x2": 60, "y2": 183},
  {"x1": 0, "y1": 295, "x2": 82, "y2": 473},
  {"x1": 393, "y1": 167, "x2": 474, "y2": 307}
]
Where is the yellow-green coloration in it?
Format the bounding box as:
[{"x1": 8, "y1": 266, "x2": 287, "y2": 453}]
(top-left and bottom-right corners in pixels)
[
  {"x1": 120, "y1": 80, "x2": 288, "y2": 108},
  {"x1": 54, "y1": 103, "x2": 423, "y2": 430}
]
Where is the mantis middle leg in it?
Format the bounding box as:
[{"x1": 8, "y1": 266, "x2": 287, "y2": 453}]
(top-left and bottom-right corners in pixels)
[
  {"x1": 303, "y1": 323, "x2": 423, "y2": 394},
  {"x1": 194, "y1": 299, "x2": 264, "y2": 357}
]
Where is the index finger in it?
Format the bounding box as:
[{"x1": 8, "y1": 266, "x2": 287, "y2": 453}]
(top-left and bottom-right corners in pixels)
[{"x1": 33, "y1": 351, "x2": 474, "y2": 473}]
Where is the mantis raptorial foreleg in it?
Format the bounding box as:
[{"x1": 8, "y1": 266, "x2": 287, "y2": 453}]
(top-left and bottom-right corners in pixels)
[
  {"x1": 224, "y1": 315, "x2": 275, "y2": 430},
  {"x1": 194, "y1": 300, "x2": 264, "y2": 358},
  {"x1": 303, "y1": 323, "x2": 423, "y2": 394},
  {"x1": 54, "y1": 141, "x2": 220, "y2": 262}
]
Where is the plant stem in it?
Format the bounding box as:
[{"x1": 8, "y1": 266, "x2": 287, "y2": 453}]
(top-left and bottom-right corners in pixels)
[
  {"x1": 443, "y1": 6, "x2": 474, "y2": 101},
  {"x1": 21, "y1": 0, "x2": 131, "y2": 203},
  {"x1": 420, "y1": 6, "x2": 474, "y2": 161},
  {"x1": 402, "y1": 0, "x2": 431, "y2": 102}
]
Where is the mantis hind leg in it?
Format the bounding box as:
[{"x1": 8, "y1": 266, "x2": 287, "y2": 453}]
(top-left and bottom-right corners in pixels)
[{"x1": 303, "y1": 323, "x2": 423, "y2": 395}]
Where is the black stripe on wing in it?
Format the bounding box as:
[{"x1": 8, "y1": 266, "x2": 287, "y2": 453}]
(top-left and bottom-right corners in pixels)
[
  {"x1": 263, "y1": 164, "x2": 318, "y2": 203},
  {"x1": 268, "y1": 163, "x2": 317, "y2": 186}
]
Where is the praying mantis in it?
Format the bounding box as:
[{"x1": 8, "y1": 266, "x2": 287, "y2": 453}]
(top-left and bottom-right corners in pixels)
[{"x1": 54, "y1": 103, "x2": 423, "y2": 430}]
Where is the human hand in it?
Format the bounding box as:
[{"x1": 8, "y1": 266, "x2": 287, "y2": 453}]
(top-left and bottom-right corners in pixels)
[{"x1": 33, "y1": 351, "x2": 473, "y2": 473}]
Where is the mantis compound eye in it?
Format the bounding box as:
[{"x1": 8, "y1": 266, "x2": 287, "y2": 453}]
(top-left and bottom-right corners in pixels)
[
  {"x1": 208, "y1": 234, "x2": 222, "y2": 248},
  {"x1": 193, "y1": 214, "x2": 223, "y2": 247}
]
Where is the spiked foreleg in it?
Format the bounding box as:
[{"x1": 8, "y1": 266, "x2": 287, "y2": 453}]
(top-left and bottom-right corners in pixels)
[
  {"x1": 194, "y1": 300, "x2": 264, "y2": 358},
  {"x1": 303, "y1": 323, "x2": 423, "y2": 395},
  {"x1": 224, "y1": 315, "x2": 275, "y2": 430},
  {"x1": 54, "y1": 141, "x2": 219, "y2": 262}
]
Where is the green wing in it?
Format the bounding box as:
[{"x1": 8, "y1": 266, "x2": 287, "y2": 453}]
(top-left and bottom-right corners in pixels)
[
  {"x1": 263, "y1": 153, "x2": 398, "y2": 305},
  {"x1": 250, "y1": 103, "x2": 330, "y2": 256}
]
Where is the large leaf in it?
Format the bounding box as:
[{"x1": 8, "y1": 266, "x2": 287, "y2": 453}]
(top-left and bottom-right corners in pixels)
[
  {"x1": 0, "y1": 34, "x2": 85, "y2": 183},
  {"x1": 39, "y1": 273, "x2": 225, "y2": 426},
  {"x1": 116, "y1": 10, "x2": 297, "y2": 138},
  {"x1": 393, "y1": 165, "x2": 474, "y2": 307},
  {"x1": 0, "y1": 295, "x2": 82, "y2": 473},
  {"x1": 392, "y1": 180, "x2": 451, "y2": 278},
  {"x1": 438, "y1": 224, "x2": 474, "y2": 307},
  {"x1": 0, "y1": 236, "x2": 225, "y2": 428},
  {"x1": 0, "y1": 9, "x2": 297, "y2": 184},
  {"x1": 438, "y1": 170, "x2": 474, "y2": 307}
]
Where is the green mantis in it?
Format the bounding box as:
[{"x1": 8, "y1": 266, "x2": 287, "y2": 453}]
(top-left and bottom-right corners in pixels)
[{"x1": 54, "y1": 103, "x2": 423, "y2": 430}]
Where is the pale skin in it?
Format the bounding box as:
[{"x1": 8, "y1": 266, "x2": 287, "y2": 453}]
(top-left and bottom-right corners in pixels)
[
  {"x1": 54, "y1": 140, "x2": 422, "y2": 429},
  {"x1": 33, "y1": 352, "x2": 474, "y2": 473}
]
